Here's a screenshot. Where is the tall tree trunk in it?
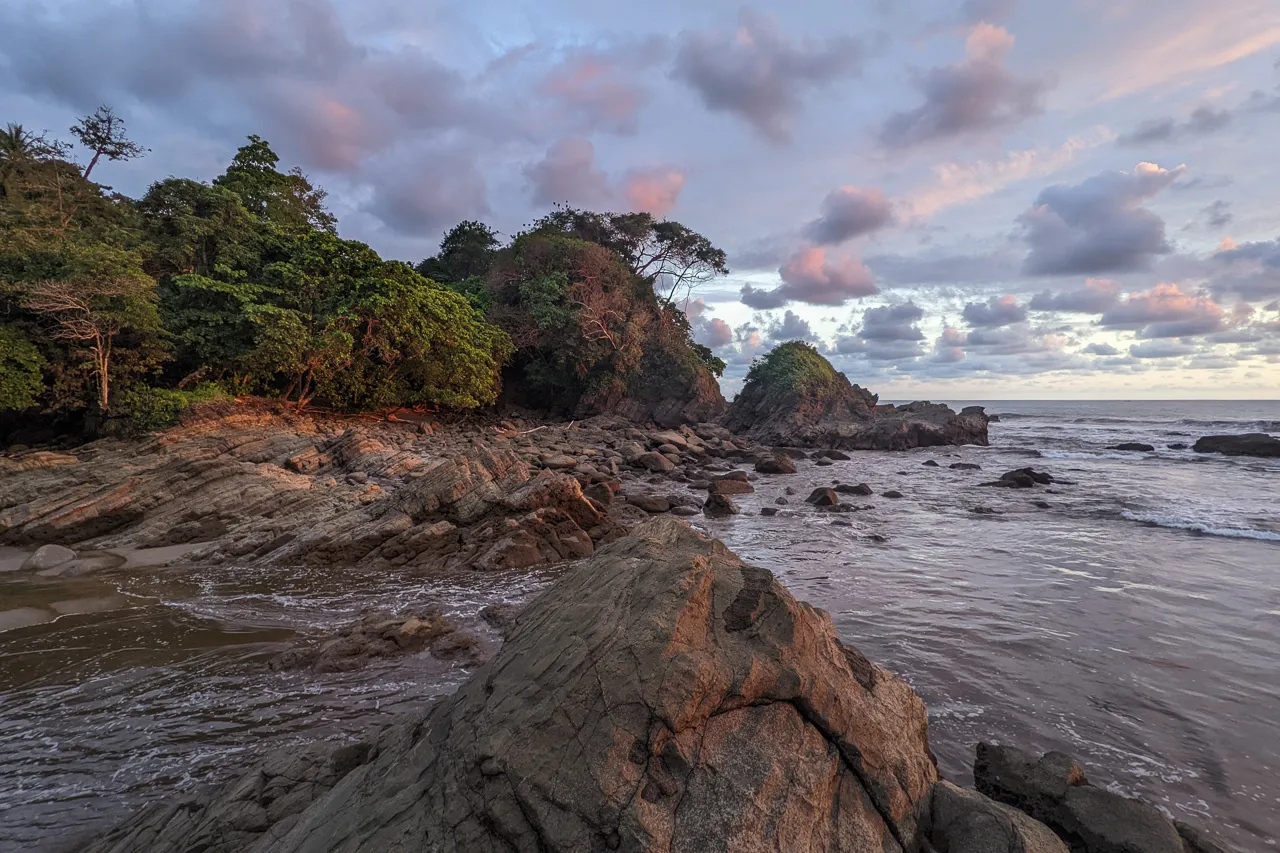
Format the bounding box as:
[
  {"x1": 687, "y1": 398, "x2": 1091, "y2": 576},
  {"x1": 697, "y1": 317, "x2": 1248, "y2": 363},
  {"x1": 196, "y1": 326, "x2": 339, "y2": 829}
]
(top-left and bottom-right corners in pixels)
[
  {"x1": 94, "y1": 335, "x2": 111, "y2": 413},
  {"x1": 82, "y1": 148, "x2": 103, "y2": 181}
]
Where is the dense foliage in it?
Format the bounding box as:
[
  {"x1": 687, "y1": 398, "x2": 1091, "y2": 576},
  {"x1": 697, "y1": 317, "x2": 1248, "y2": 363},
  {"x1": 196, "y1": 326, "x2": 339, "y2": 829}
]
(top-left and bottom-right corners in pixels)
[
  {"x1": 741, "y1": 341, "x2": 842, "y2": 397},
  {"x1": 1, "y1": 109, "x2": 727, "y2": 437}
]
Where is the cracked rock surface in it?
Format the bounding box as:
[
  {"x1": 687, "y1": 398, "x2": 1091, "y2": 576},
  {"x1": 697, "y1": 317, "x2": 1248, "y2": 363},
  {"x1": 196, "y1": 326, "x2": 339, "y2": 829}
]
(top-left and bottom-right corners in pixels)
[{"x1": 77, "y1": 516, "x2": 937, "y2": 853}]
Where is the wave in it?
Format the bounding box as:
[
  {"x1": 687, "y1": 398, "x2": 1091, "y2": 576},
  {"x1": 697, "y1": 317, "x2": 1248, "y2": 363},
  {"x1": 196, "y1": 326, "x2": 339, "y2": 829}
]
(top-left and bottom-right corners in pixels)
[
  {"x1": 1039, "y1": 449, "x2": 1156, "y2": 461},
  {"x1": 1121, "y1": 510, "x2": 1280, "y2": 542}
]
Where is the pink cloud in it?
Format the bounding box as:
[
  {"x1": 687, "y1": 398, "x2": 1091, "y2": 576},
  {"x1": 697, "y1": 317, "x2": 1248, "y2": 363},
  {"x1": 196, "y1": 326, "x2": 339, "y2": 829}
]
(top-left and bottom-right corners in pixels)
[{"x1": 622, "y1": 167, "x2": 686, "y2": 215}]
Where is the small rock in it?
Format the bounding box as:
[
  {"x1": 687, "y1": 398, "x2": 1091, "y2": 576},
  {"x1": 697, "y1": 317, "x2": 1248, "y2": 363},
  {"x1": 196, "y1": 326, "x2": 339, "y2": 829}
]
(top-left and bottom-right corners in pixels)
[
  {"x1": 670, "y1": 506, "x2": 700, "y2": 517},
  {"x1": 1167, "y1": 442, "x2": 1188, "y2": 450},
  {"x1": 835, "y1": 483, "x2": 873, "y2": 496},
  {"x1": 814, "y1": 459, "x2": 835, "y2": 467},
  {"x1": 1032, "y1": 500, "x2": 1050, "y2": 509},
  {"x1": 970, "y1": 507, "x2": 999, "y2": 515},
  {"x1": 922, "y1": 460, "x2": 939, "y2": 467},
  {"x1": 702, "y1": 493, "x2": 739, "y2": 517},
  {"x1": 346, "y1": 472, "x2": 369, "y2": 485},
  {"x1": 625, "y1": 494, "x2": 671, "y2": 514},
  {"x1": 881, "y1": 490, "x2": 903, "y2": 499},
  {"x1": 760, "y1": 507, "x2": 779, "y2": 516},
  {"x1": 950, "y1": 462, "x2": 982, "y2": 471},
  {"x1": 774, "y1": 497, "x2": 788, "y2": 505},
  {"x1": 1108, "y1": 442, "x2": 1155, "y2": 452},
  {"x1": 754, "y1": 455, "x2": 797, "y2": 475},
  {"x1": 21, "y1": 544, "x2": 77, "y2": 571},
  {"x1": 635, "y1": 451, "x2": 676, "y2": 473},
  {"x1": 707, "y1": 479, "x2": 754, "y2": 496},
  {"x1": 805, "y1": 488, "x2": 840, "y2": 507}
]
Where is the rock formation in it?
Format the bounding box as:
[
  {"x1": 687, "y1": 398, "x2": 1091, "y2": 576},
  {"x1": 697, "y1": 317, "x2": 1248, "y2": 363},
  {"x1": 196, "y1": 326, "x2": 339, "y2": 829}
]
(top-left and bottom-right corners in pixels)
[
  {"x1": 1192, "y1": 433, "x2": 1280, "y2": 458},
  {"x1": 79, "y1": 517, "x2": 938, "y2": 853},
  {"x1": 722, "y1": 342, "x2": 988, "y2": 450}
]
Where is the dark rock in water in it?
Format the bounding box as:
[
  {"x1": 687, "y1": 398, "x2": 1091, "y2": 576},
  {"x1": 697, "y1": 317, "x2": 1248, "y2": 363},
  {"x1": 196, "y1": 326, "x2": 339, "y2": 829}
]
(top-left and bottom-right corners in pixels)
[
  {"x1": 930, "y1": 780, "x2": 1068, "y2": 853},
  {"x1": 805, "y1": 487, "x2": 841, "y2": 507},
  {"x1": 981, "y1": 468, "x2": 1054, "y2": 489},
  {"x1": 922, "y1": 460, "x2": 940, "y2": 467},
  {"x1": 950, "y1": 462, "x2": 982, "y2": 471},
  {"x1": 269, "y1": 607, "x2": 464, "y2": 673},
  {"x1": 1108, "y1": 442, "x2": 1155, "y2": 452},
  {"x1": 1175, "y1": 820, "x2": 1237, "y2": 853},
  {"x1": 971, "y1": 507, "x2": 999, "y2": 515},
  {"x1": 774, "y1": 497, "x2": 788, "y2": 505},
  {"x1": 479, "y1": 604, "x2": 522, "y2": 635},
  {"x1": 1167, "y1": 442, "x2": 1188, "y2": 450},
  {"x1": 754, "y1": 455, "x2": 797, "y2": 475},
  {"x1": 720, "y1": 342, "x2": 988, "y2": 450},
  {"x1": 773, "y1": 447, "x2": 809, "y2": 459},
  {"x1": 1193, "y1": 433, "x2": 1280, "y2": 458},
  {"x1": 835, "y1": 482, "x2": 874, "y2": 496},
  {"x1": 815, "y1": 458, "x2": 835, "y2": 467},
  {"x1": 1032, "y1": 500, "x2": 1051, "y2": 509},
  {"x1": 702, "y1": 492, "x2": 739, "y2": 517},
  {"x1": 818, "y1": 449, "x2": 852, "y2": 461},
  {"x1": 759, "y1": 507, "x2": 779, "y2": 516},
  {"x1": 989, "y1": 414, "x2": 1002, "y2": 423},
  {"x1": 881, "y1": 490, "x2": 904, "y2": 499},
  {"x1": 974, "y1": 743, "x2": 1233, "y2": 853},
  {"x1": 670, "y1": 505, "x2": 700, "y2": 517},
  {"x1": 714, "y1": 469, "x2": 750, "y2": 482},
  {"x1": 84, "y1": 519, "x2": 938, "y2": 852}
]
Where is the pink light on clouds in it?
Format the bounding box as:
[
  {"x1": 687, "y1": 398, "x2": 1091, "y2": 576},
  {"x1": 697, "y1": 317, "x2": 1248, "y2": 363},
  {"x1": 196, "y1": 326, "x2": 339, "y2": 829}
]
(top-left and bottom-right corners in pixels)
[{"x1": 622, "y1": 167, "x2": 686, "y2": 215}]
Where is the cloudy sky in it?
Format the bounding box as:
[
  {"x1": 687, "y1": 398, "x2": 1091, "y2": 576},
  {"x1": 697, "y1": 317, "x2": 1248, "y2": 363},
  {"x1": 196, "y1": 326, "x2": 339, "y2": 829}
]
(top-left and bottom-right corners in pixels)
[{"x1": 4, "y1": 0, "x2": 1279, "y2": 400}]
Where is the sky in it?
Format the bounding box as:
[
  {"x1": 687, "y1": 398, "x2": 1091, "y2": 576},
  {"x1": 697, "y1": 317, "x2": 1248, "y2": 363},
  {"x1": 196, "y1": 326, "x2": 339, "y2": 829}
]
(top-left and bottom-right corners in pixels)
[{"x1": 2, "y1": 0, "x2": 1279, "y2": 400}]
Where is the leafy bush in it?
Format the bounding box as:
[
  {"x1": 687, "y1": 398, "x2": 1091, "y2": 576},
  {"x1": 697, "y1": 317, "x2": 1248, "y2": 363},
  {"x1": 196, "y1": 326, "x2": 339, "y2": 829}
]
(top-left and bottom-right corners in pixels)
[
  {"x1": 109, "y1": 383, "x2": 229, "y2": 435},
  {"x1": 0, "y1": 325, "x2": 45, "y2": 411}
]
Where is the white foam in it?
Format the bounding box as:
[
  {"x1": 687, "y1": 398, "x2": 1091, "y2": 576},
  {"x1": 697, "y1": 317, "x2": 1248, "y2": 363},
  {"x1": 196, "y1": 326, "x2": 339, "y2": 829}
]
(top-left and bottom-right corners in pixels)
[{"x1": 1122, "y1": 510, "x2": 1280, "y2": 542}]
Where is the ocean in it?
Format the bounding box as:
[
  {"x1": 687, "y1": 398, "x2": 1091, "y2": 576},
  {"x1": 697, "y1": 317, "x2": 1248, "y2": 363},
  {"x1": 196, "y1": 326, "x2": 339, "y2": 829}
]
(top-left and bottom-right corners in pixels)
[{"x1": 1, "y1": 400, "x2": 1277, "y2": 851}]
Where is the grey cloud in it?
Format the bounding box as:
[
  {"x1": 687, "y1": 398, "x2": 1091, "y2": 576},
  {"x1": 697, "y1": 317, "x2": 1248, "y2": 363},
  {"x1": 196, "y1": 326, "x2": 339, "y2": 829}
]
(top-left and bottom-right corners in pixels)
[
  {"x1": 1202, "y1": 200, "x2": 1232, "y2": 228},
  {"x1": 1129, "y1": 340, "x2": 1196, "y2": 359},
  {"x1": 766, "y1": 310, "x2": 817, "y2": 342},
  {"x1": 962, "y1": 294, "x2": 1027, "y2": 327},
  {"x1": 803, "y1": 186, "x2": 893, "y2": 245},
  {"x1": 1082, "y1": 342, "x2": 1119, "y2": 355},
  {"x1": 1020, "y1": 162, "x2": 1185, "y2": 275},
  {"x1": 1100, "y1": 283, "x2": 1224, "y2": 339},
  {"x1": 540, "y1": 37, "x2": 669, "y2": 136},
  {"x1": 363, "y1": 146, "x2": 490, "y2": 236},
  {"x1": 672, "y1": 8, "x2": 862, "y2": 143},
  {"x1": 932, "y1": 327, "x2": 967, "y2": 363},
  {"x1": 964, "y1": 324, "x2": 1062, "y2": 355},
  {"x1": 864, "y1": 250, "x2": 1019, "y2": 287},
  {"x1": 1029, "y1": 278, "x2": 1120, "y2": 313},
  {"x1": 523, "y1": 138, "x2": 611, "y2": 206},
  {"x1": 684, "y1": 298, "x2": 735, "y2": 349},
  {"x1": 1118, "y1": 106, "x2": 1231, "y2": 146},
  {"x1": 740, "y1": 248, "x2": 878, "y2": 308},
  {"x1": 1210, "y1": 237, "x2": 1280, "y2": 300},
  {"x1": 859, "y1": 302, "x2": 926, "y2": 341},
  {"x1": 960, "y1": 0, "x2": 1018, "y2": 24},
  {"x1": 879, "y1": 24, "x2": 1046, "y2": 147}
]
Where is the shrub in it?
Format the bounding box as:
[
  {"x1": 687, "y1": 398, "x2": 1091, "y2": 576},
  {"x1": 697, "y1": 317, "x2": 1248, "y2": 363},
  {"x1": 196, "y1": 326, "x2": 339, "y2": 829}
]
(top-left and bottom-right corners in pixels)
[{"x1": 0, "y1": 325, "x2": 46, "y2": 412}]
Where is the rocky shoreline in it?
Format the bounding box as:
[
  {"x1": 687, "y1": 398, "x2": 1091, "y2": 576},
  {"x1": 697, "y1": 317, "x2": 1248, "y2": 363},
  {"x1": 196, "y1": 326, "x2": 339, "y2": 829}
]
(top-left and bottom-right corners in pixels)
[
  {"x1": 67, "y1": 518, "x2": 1235, "y2": 853},
  {"x1": 0, "y1": 400, "x2": 1263, "y2": 851}
]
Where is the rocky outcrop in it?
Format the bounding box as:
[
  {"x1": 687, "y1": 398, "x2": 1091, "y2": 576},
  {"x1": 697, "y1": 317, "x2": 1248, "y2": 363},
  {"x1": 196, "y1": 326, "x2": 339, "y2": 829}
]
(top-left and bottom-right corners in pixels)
[
  {"x1": 973, "y1": 743, "x2": 1236, "y2": 853},
  {"x1": 929, "y1": 781, "x2": 1068, "y2": 853},
  {"x1": 1108, "y1": 442, "x2": 1154, "y2": 452},
  {"x1": 722, "y1": 344, "x2": 987, "y2": 450},
  {"x1": 1192, "y1": 433, "x2": 1280, "y2": 458},
  {"x1": 81, "y1": 517, "x2": 938, "y2": 853},
  {"x1": 268, "y1": 607, "x2": 479, "y2": 673},
  {"x1": 980, "y1": 468, "x2": 1054, "y2": 488}
]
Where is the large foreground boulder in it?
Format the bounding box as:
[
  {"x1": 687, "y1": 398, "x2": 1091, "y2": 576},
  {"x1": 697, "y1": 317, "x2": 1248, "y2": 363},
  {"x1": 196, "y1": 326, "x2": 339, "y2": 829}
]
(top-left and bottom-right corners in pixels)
[
  {"x1": 722, "y1": 342, "x2": 987, "y2": 450},
  {"x1": 81, "y1": 517, "x2": 938, "y2": 853},
  {"x1": 1192, "y1": 433, "x2": 1280, "y2": 458}
]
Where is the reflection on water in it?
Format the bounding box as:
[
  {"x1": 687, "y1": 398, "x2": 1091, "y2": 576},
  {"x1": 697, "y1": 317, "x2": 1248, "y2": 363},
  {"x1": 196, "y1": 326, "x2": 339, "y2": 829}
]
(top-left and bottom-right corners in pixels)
[{"x1": 2, "y1": 400, "x2": 1278, "y2": 852}]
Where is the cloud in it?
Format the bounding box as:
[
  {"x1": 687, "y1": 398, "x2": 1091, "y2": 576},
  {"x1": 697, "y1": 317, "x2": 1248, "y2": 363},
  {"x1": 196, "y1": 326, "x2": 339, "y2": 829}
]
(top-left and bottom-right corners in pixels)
[
  {"x1": 1201, "y1": 200, "x2": 1233, "y2": 228},
  {"x1": 932, "y1": 326, "x2": 968, "y2": 363},
  {"x1": 965, "y1": 324, "x2": 1066, "y2": 355},
  {"x1": 765, "y1": 309, "x2": 817, "y2": 342},
  {"x1": 1210, "y1": 236, "x2": 1280, "y2": 299},
  {"x1": 672, "y1": 8, "x2": 862, "y2": 143},
  {"x1": 836, "y1": 301, "x2": 926, "y2": 361},
  {"x1": 879, "y1": 23, "x2": 1047, "y2": 147},
  {"x1": 621, "y1": 167, "x2": 686, "y2": 215},
  {"x1": 962, "y1": 294, "x2": 1028, "y2": 327},
  {"x1": 1020, "y1": 162, "x2": 1185, "y2": 275},
  {"x1": 523, "y1": 137, "x2": 611, "y2": 206},
  {"x1": 906, "y1": 128, "x2": 1112, "y2": 218},
  {"x1": 960, "y1": 0, "x2": 1018, "y2": 24},
  {"x1": 1129, "y1": 340, "x2": 1197, "y2": 359},
  {"x1": 803, "y1": 186, "x2": 893, "y2": 244},
  {"x1": 1118, "y1": 106, "x2": 1232, "y2": 145},
  {"x1": 741, "y1": 247, "x2": 878, "y2": 308},
  {"x1": 1100, "y1": 283, "x2": 1225, "y2": 338},
  {"x1": 540, "y1": 39, "x2": 668, "y2": 135},
  {"x1": 1082, "y1": 342, "x2": 1120, "y2": 355},
  {"x1": 363, "y1": 145, "x2": 490, "y2": 235},
  {"x1": 1029, "y1": 278, "x2": 1121, "y2": 313}
]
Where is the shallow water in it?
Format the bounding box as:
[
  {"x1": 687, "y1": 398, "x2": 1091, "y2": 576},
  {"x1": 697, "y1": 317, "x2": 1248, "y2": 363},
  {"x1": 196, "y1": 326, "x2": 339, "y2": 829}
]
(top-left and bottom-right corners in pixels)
[{"x1": 1, "y1": 400, "x2": 1278, "y2": 851}]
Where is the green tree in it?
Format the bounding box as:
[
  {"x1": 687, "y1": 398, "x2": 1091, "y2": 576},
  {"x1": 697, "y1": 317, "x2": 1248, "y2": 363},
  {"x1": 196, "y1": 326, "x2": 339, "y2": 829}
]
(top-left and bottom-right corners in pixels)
[
  {"x1": 18, "y1": 246, "x2": 164, "y2": 413},
  {"x1": 417, "y1": 220, "x2": 501, "y2": 284},
  {"x1": 213, "y1": 136, "x2": 336, "y2": 232},
  {"x1": 0, "y1": 325, "x2": 45, "y2": 411},
  {"x1": 69, "y1": 106, "x2": 148, "y2": 181}
]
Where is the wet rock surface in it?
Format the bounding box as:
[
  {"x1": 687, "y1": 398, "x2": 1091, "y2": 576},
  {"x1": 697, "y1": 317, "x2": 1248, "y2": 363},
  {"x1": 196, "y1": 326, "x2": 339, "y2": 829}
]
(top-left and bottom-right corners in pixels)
[
  {"x1": 1192, "y1": 433, "x2": 1280, "y2": 458},
  {"x1": 80, "y1": 518, "x2": 938, "y2": 853}
]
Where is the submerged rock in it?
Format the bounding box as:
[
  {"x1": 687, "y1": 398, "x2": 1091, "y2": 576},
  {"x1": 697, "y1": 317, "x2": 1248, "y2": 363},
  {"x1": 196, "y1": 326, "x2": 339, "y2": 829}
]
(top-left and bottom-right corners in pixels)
[
  {"x1": 835, "y1": 482, "x2": 873, "y2": 496},
  {"x1": 21, "y1": 543, "x2": 77, "y2": 571},
  {"x1": 805, "y1": 487, "x2": 841, "y2": 507},
  {"x1": 702, "y1": 492, "x2": 740, "y2": 517},
  {"x1": 83, "y1": 518, "x2": 938, "y2": 852},
  {"x1": 721, "y1": 342, "x2": 988, "y2": 450},
  {"x1": 1107, "y1": 443, "x2": 1154, "y2": 452},
  {"x1": 981, "y1": 468, "x2": 1055, "y2": 489},
  {"x1": 753, "y1": 455, "x2": 797, "y2": 475},
  {"x1": 1192, "y1": 433, "x2": 1280, "y2": 458}
]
